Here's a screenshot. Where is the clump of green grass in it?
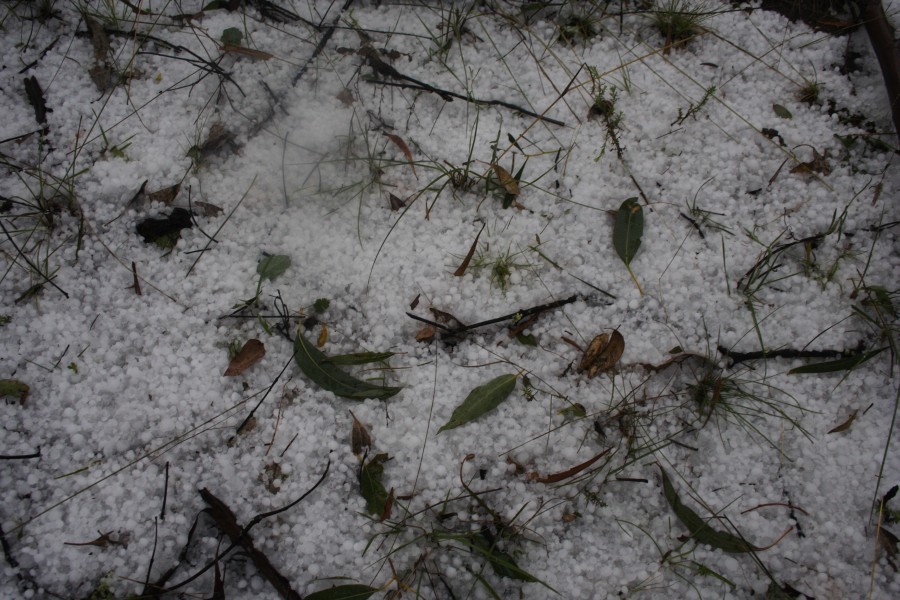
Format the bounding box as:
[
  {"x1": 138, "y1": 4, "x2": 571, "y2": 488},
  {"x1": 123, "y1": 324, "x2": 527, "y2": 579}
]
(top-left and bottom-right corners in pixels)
[{"x1": 651, "y1": 0, "x2": 712, "y2": 51}]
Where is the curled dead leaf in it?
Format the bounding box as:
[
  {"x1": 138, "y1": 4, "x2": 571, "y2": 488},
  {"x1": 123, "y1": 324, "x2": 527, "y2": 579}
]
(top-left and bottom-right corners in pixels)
[
  {"x1": 224, "y1": 339, "x2": 265, "y2": 376},
  {"x1": 577, "y1": 330, "x2": 624, "y2": 378},
  {"x1": 350, "y1": 410, "x2": 372, "y2": 456},
  {"x1": 317, "y1": 323, "x2": 328, "y2": 347}
]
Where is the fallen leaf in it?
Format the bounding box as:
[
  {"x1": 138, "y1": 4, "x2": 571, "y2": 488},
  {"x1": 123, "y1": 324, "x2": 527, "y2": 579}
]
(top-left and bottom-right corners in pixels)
[
  {"x1": 325, "y1": 352, "x2": 395, "y2": 366},
  {"x1": 224, "y1": 339, "x2": 265, "y2": 376},
  {"x1": 350, "y1": 410, "x2": 372, "y2": 456},
  {"x1": 388, "y1": 193, "x2": 406, "y2": 211},
  {"x1": 439, "y1": 374, "x2": 517, "y2": 433},
  {"x1": 146, "y1": 182, "x2": 181, "y2": 205},
  {"x1": 415, "y1": 326, "x2": 436, "y2": 342},
  {"x1": 336, "y1": 88, "x2": 355, "y2": 106},
  {"x1": 384, "y1": 133, "x2": 418, "y2": 179},
  {"x1": 221, "y1": 44, "x2": 274, "y2": 60},
  {"x1": 305, "y1": 584, "x2": 379, "y2": 600},
  {"x1": 660, "y1": 466, "x2": 762, "y2": 553},
  {"x1": 578, "y1": 330, "x2": 624, "y2": 378},
  {"x1": 193, "y1": 201, "x2": 223, "y2": 217},
  {"x1": 293, "y1": 332, "x2": 402, "y2": 400},
  {"x1": 827, "y1": 410, "x2": 858, "y2": 434},
  {"x1": 257, "y1": 254, "x2": 291, "y2": 282},
  {"x1": 613, "y1": 198, "x2": 644, "y2": 295},
  {"x1": 530, "y1": 448, "x2": 610, "y2": 484},
  {"x1": 262, "y1": 461, "x2": 284, "y2": 494},
  {"x1": 491, "y1": 163, "x2": 519, "y2": 196},
  {"x1": 380, "y1": 487, "x2": 395, "y2": 522},
  {"x1": 359, "y1": 453, "x2": 390, "y2": 515},
  {"x1": 772, "y1": 104, "x2": 792, "y2": 119},
  {"x1": 317, "y1": 323, "x2": 328, "y2": 347},
  {"x1": 790, "y1": 147, "x2": 831, "y2": 176},
  {"x1": 454, "y1": 221, "x2": 485, "y2": 276}
]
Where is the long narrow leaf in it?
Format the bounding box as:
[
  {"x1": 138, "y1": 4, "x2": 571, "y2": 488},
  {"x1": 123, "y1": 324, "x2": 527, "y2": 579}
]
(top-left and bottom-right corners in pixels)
[
  {"x1": 659, "y1": 467, "x2": 760, "y2": 553},
  {"x1": 306, "y1": 584, "x2": 379, "y2": 600},
  {"x1": 788, "y1": 347, "x2": 887, "y2": 374},
  {"x1": 294, "y1": 333, "x2": 402, "y2": 400}
]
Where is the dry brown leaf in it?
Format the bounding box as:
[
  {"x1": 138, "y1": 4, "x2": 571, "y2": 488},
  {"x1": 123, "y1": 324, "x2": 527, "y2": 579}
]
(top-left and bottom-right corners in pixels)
[
  {"x1": 350, "y1": 410, "x2": 372, "y2": 456},
  {"x1": 193, "y1": 201, "x2": 224, "y2": 217},
  {"x1": 491, "y1": 163, "x2": 519, "y2": 196},
  {"x1": 790, "y1": 149, "x2": 831, "y2": 176},
  {"x1": 415, "y1": 326, "x2": 436, "y2": 342},
  {"x1": 384, "y1": 133, "x2": 418, "y2": 179},
  {"x1": 224, "y1": 339, "x2": 265, "y2": 376},
  {"x1": 147, "y1": 183, "x2": 181, "y2": 205},
  {"x1": 317, "y1": 323, "x2": 328, "y2": 347},
  {"x1": 221, "y1": 44, "x2": 274, "y2": 60},
  {"x1": 828, "y1": 409, "x2": 858, "y2": 434},
  {"x1": 409, "y1": 294, "x2": 420, "y2": 310},
  {"x1": 577, "y1": 330, "x2": 624, "y2": 378},
  {"x1": 336, "y1": 87, "x2": 354, "y2": 106},
  {"x1": 453, "y1": 222, "x2": 485, "y2": 277},
  {"x1": 262, "y1": 462, "x2": 284, "y2": 494},
  {"x1": 388, "y1": 193, "x2": 406, "y2": 211},
  {"x1": 380, "y1": 487, "x2": 395, "y2": 522},
  {"x1": 529, "y1": 448, "x2": 611, "y2": 484}
]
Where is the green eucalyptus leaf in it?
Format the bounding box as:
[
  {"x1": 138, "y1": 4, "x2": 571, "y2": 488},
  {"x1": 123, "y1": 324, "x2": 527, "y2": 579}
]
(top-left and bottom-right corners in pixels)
[
  {"x1": 613, "y1": 197, "x2": 643, "y2": 266},
  {"x1": 772, "y1": 104, "x2": 792, "y2": 119},
  {"x1": 293, "y1": 333, "x2": 402, "y2": 400},
  {"x1": 660, "y1": 466, "x2": 760, "y2": 553},
  {"x1": 257, "y1": 254, "x2": 291, "y2": 282},
  {"x1": 221, "y1": 27, "x2": 242, "y2": 46},
  {"x1": 438, "y1": 374, "x2": 517, "y2": 433},
  {"x1": 359, "y1": 453, "x2": 389, "y2": 516},
  {"x1": 788, "y1": 347, "x2": 887, "y2": 374},
  {"x1": 323, "y1": 352, "x2": 396, "y2": 366},
  {"x1": 306, "y1": 584, "x2": 379, "y2": 600}
]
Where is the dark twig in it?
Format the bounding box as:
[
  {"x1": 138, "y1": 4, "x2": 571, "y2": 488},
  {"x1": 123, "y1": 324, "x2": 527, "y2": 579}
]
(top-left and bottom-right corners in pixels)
[
  {"x1": 291, "y1": 0, "x2": 356, "y2": 86},
  {"x1": 407, "y1": 295, "x2": 577, "y2": 335},
  {"x1": 160, "y1": 461, "x2": 169, "y2": 521},
  {"x1": 153, "y1": 460, "x2": 329, "y2": 597},
  {"x1": 367, "y1": 78, "x2": 566, "y2": 127},
  {"x1": 718, "y1": 343, "x2": 865, "y2": 367},
  {"x1": 0, "y1": 448, "x2": 41, "y2": 460}
]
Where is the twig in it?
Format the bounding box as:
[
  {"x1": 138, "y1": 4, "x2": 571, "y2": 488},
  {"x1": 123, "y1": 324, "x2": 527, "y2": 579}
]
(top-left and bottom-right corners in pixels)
[
  {"x1": 718, "y1": 343, "x2": 864, "y2": 366},
  {"x1": 368, "y1": 78, "x2": 566, "y2": 126},
  {"x1": 131, "y1": 261, "x2": 142, "y2": 295},
  {"x1": 160, "y1": 462, "x2": 169, "y2": 521},
  {"x1": 0, "y1": 448, "x2": 41, "y2": 460},
  {"x1": 407, "y1": 295, "x2": 577, "y2": 335}
]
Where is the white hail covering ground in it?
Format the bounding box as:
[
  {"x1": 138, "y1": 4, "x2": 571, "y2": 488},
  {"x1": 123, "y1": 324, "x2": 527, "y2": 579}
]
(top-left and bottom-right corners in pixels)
[{"x1": 0, "y1": 1, "x2": 898, "y2": 598}]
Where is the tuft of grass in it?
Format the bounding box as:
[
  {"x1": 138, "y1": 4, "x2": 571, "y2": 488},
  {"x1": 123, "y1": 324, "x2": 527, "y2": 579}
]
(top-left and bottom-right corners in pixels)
[{"x1": 651, "y1": 0, "x2": 712, "y2": 51}]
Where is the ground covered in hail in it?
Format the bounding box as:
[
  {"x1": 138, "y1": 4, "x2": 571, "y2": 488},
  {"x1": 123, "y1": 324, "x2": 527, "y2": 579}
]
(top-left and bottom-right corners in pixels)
[{"x1": 1, "y1": 1, "x2": 898, "y2": 598}]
